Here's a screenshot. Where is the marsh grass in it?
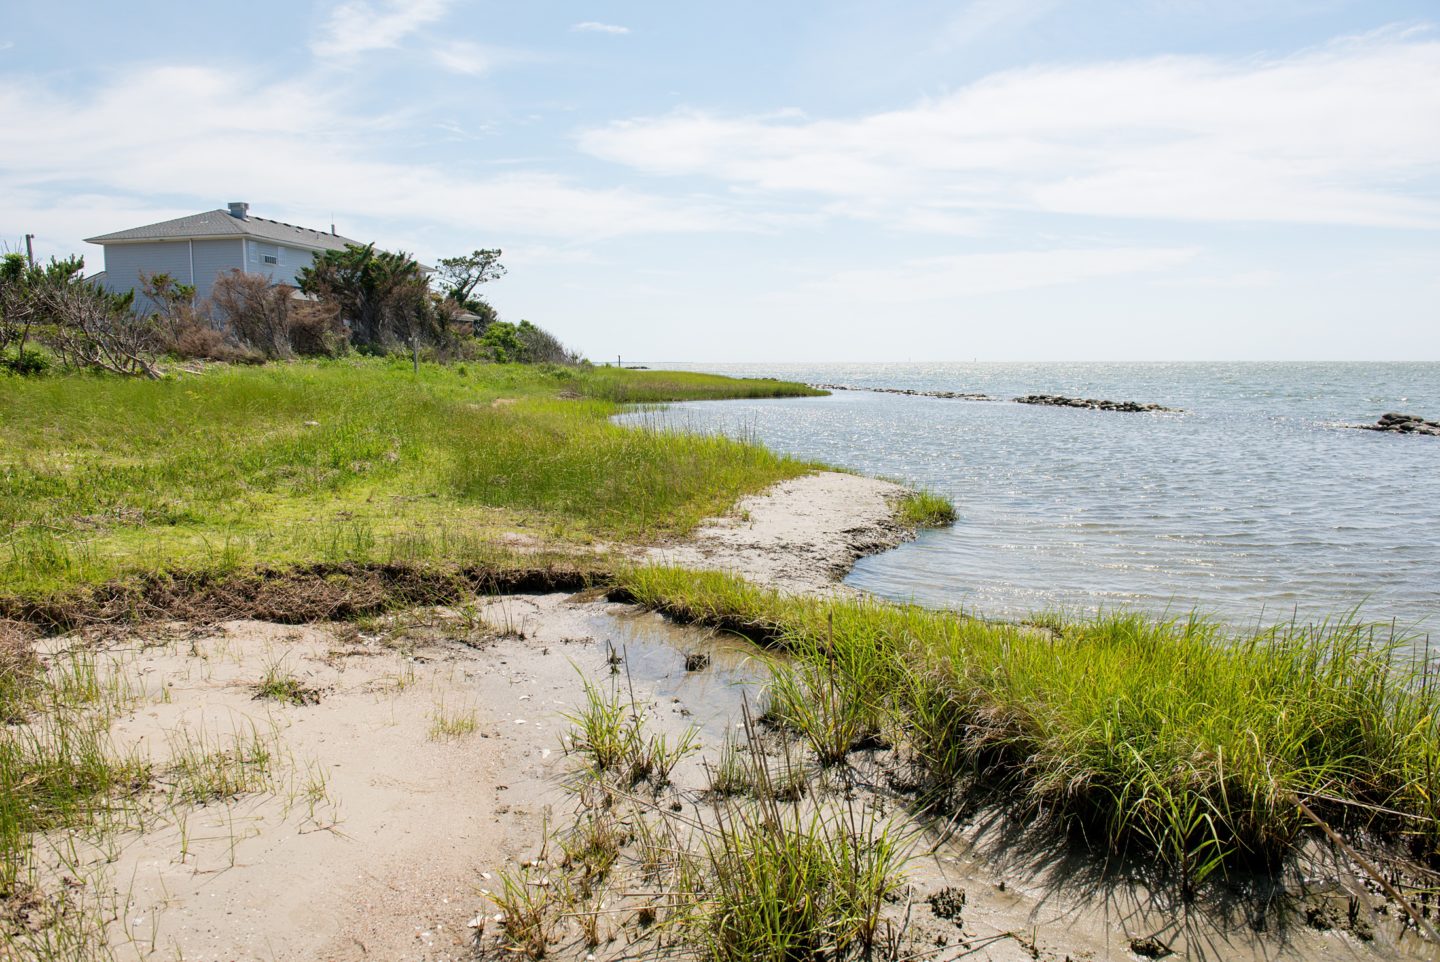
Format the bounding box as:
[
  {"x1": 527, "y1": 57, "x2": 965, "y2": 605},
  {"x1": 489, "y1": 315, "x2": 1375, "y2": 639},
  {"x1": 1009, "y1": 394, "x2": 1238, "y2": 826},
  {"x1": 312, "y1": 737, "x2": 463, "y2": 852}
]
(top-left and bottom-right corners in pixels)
[
  {"x1": 489, "y1": 862, "x2": 559, "y2": 960},
  {"x1": 619, "y1": 566, "x2": 1440, "y2": 885},
  {"x1": 698, "y1": 787, "x2": 907, "y2": 962},
  {"x1": 0, "y1": 646, "x2": 150, "y2": 894},
  {"x1": 894, "y1": 489, "x2": 956, "y2": 528},
  {"x1": 0, "y1": 359, "x2": 819, "y2": 600},
  {"x1": 493, "y1": 696, "x2": 909, "y2": 962},
  {"x1": 562, "y1": 677, "x2": 699, "y2": 789},
  {"x1": 162, "y1": 724, "x2": 275, "y2": 805},
  {"x1": 575, "y1": 368, "x2": 824, "y2": 404}
]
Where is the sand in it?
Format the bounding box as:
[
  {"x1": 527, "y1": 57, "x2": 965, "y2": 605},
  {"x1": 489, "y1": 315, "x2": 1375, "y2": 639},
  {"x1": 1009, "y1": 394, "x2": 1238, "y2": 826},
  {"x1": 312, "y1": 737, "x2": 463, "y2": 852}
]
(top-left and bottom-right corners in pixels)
[
  {"x1": 16, "y1": 472, "x2": 1425, "y2": 961},
  {"x1": 642, "y1": 471, "x2": 913, "y2": 593}
]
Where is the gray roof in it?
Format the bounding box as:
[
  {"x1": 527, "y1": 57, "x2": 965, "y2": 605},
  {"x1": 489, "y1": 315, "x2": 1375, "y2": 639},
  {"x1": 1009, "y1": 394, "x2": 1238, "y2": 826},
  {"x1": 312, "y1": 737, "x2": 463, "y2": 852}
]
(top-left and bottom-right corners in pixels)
[{"x1": 86, "y1": 209, "x2": 361, "y2": 252}]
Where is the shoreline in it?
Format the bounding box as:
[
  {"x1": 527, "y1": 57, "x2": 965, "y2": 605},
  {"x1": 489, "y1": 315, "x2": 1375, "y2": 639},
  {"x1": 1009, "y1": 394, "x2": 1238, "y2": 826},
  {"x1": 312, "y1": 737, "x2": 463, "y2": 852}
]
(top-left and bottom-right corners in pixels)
[
  {"x1": 12, "y1": 471, "x2": 1425, "y2": 960},
  {"x1": 641, "y1": 471, "x2": 915, "y2": 594}
]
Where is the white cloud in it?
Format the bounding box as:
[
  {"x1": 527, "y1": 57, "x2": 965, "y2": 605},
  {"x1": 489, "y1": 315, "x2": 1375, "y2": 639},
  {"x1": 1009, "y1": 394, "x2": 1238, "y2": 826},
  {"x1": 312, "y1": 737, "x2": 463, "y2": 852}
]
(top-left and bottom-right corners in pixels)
[
  {"x1": 429, "y1": 40, "x2": 504, "y2": 76},
  {"x1": 580, "y1": 29, "x2": 1440, "y2": 229},
  {"x1": 312, "y1": 0, "x2": 452, "y2": 59},
  {"x1": 0, "y1": 65, "x2": 738, "y2": 252},
  {"x1": 787, "y1": 247, "x2": 1198, "y2": 303},
  {"x1": 571, "y1": 22, "x2": 630, "y2": 35}
]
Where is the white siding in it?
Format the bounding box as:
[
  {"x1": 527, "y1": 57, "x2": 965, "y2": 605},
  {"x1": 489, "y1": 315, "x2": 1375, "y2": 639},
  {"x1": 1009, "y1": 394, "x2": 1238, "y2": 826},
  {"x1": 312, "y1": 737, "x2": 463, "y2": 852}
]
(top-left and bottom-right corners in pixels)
[
  {"x1": 244, "y1": 240, "x2": 320, "y2": 287},
  {"x1": 98, "y1": 238, "x2": 322, "y2": 309},
  {"x1": 191, "y1": 239, "x2": 245, "y2": 302},
  {"x1": 99, "y1": 241, "x2": 193, "y2": 311}
]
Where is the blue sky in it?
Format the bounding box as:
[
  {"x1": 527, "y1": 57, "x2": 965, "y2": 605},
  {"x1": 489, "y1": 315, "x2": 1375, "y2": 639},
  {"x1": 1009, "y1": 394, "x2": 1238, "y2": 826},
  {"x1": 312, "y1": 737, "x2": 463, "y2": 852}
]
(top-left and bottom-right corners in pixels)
[{"x1": 2, "y1": 0, "x2": 1437, "y2": 361}]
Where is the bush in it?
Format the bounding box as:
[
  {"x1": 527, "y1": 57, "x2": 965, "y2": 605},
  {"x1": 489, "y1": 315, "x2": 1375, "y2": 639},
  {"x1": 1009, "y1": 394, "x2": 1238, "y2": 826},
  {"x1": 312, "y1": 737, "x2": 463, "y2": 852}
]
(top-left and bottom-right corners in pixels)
[
  {"x1": 0, "y1": 348, "x2": 50, "y2": 377},
  {"x1": 287, "y1": 300, "x2": 347, "y2": 358},
  {"x1": 516, "y1": 320, "x2": 582, "y2": 365},
  {"x1": 170, "y1": 324, "x2": 261, "y2": 364},
  {"x1": 477, "y1": 319, "x2": 581, "y2": 365},
  {"x1": 211, "y1": 271, "x2": 294, "y2": 359}
]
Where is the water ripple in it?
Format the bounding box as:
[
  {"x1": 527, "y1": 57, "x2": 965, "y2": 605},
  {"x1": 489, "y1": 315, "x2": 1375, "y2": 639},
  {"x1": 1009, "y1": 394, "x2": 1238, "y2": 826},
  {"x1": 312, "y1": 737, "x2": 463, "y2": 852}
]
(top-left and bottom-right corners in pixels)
[{"x1": 620, "y1": 362, "x2": 1440, "y2": 634}]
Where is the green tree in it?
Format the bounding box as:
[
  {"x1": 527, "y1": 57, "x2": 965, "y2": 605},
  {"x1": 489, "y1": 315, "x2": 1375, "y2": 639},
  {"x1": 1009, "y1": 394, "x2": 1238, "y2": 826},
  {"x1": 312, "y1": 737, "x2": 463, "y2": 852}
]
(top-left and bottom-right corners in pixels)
[
  {"x1": 296, "y1": 243, "x2": 432, "y2": 351},
  {"x1": 2, "y1": 252, "x2": 88, "y2": 358},
  {"x1": 435, "y1": 248, "x2": 505, "y2": 311},
  {"x1": 478, "y1": 320, "x2": 524, "y2": 363}
]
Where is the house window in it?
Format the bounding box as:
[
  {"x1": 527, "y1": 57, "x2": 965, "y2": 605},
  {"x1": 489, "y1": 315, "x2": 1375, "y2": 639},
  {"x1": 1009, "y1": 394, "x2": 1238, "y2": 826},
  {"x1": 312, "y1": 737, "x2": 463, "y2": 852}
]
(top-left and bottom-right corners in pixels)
[{"x1": 262, "y1": 253, "x2": 279, "y2": 265}]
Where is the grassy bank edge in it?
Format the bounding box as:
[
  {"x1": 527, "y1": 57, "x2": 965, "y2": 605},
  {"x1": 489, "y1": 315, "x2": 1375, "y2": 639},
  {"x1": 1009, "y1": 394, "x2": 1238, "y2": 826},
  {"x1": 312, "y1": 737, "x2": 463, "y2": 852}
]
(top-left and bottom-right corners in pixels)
[{"x1": 610, "y1": 565, "x2": 1440, "y2": 889}]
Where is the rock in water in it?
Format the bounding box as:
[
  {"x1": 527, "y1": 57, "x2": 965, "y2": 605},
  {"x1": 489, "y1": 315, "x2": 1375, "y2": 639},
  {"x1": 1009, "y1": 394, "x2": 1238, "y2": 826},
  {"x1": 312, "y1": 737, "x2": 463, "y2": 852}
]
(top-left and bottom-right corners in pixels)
[
  {"x1": 1361, "y1": 413, "x2": 1440, "y2": 436},
  {"x1": 1013, "y1": 394, "x2": 1179, "y2": 413}
]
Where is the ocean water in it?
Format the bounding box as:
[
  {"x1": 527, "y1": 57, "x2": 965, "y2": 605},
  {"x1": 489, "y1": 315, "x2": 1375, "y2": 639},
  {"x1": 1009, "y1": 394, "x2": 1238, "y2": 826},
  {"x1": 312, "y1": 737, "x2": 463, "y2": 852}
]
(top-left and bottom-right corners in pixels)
[{"x1": 619, "y1": 363, "x2": 1440, "y2": 632}]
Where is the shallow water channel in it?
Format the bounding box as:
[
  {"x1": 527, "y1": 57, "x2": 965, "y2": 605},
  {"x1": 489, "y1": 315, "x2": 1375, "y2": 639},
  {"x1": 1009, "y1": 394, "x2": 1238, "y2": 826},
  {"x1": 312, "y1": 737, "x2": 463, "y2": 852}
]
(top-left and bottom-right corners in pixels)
[{"x1": 579, "y1": 606, "x2": 772, "y2": 740}]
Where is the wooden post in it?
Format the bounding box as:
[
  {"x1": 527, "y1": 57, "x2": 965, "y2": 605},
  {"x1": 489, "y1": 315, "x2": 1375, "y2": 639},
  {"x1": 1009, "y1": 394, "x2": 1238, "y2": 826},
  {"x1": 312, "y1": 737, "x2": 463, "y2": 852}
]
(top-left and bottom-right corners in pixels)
[{"x1": 412, "y1": 335, "x2": 419, "y2": 374}]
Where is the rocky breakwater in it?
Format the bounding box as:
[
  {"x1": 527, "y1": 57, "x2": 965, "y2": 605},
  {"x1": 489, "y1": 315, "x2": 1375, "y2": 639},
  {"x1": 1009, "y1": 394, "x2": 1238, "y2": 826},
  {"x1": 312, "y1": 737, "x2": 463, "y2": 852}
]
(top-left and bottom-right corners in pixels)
[
  {"x1": 810, "y1": 383, "x2": 996, "y2": 401},
  {"x1": 1360, "y1": 412, "x2": 1440, "y2": 436},
  {"x1": 1014, "y1": 394, "x2": 1180, "y2": 413}
]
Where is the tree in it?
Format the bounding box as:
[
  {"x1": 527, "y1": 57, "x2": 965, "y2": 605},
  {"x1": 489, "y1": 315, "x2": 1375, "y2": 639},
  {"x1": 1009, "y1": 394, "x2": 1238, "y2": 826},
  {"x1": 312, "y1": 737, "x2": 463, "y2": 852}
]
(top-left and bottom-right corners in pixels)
[
  {"x1": 0, "y1": 253, "x2": 32, "y2": 355},
  {"x1": 436, "y1": 248, "x2": 505, "y2": 311},
  {"x1": 43, "y1": 282, "x2": 159, "y2": 378},
  {"x1": 1, "y1": 253, "x2": 87, "y2": 358},
  {"x1": 296, "y1": 243, "x2": 432, "y2": 351}
]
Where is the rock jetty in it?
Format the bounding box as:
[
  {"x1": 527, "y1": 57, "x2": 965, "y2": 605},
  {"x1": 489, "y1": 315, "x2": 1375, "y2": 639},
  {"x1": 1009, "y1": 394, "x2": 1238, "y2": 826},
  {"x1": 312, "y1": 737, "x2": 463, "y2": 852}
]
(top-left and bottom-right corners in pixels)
[
  {"x1": 1360, "y1": 412, "x2": 1440, "y2": 436},
  {"x1": 810, "y1": 383, "x2": 995, "y2": 401},
  {"x1": 1013, "y1": 394, "x2": 1179, "y2": 413}
]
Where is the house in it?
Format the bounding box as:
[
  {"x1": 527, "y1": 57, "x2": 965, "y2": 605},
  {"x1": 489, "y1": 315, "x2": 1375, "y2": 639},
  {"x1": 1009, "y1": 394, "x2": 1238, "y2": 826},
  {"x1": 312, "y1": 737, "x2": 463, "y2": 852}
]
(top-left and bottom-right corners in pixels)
[{"x1": 85, "y1": 202, "x2": 360, "y2": 306}]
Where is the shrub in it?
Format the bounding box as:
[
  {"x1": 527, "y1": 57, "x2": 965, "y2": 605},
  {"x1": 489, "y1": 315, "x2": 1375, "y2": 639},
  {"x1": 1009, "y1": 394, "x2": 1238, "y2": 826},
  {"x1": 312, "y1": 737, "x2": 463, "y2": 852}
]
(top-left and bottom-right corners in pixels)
[
  {"x1": 211, "y1": 270, "x2": 294, "y2": 359},
  {"x1": 171, "y1": 324, "x2": 261, "y2": 364},
  {"x1": 516, "y1": 320, "x2": 582, "y2": 365},
  {"x1": 288, "y1": 300, "x2": 347, "y2": 358},
  {"x1": 0, "y1": 348, "x2": 50, "y2": 376},
  {"x1": 42, "y1": 283, "x2": 160, "y2": 378}
]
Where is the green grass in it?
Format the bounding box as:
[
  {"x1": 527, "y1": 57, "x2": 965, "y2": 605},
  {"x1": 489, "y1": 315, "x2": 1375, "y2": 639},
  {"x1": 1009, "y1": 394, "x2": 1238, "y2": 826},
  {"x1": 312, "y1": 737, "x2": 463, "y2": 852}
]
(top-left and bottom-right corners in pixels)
[
  {"x1": 573, "y1": 367, "x2": 825, "y2": 404},
  {"x1": 0, "y1": 359, "x2": 820, "y2": 600},
  {"x1": 697, "y1": 786, "x2": 906, "y2": 961},
  {"x1": 617, "y1": 566, "x2": 1440, "y2": 886},
  {"x1": 0, "y1": 642, "x2": 150, "y2": 892},
  {"x1": 252, "y1": 660, "x2": 320, "y2": 706},
  {"x1": 895, "y1": 489, "x2": 956, "y2": 528}
]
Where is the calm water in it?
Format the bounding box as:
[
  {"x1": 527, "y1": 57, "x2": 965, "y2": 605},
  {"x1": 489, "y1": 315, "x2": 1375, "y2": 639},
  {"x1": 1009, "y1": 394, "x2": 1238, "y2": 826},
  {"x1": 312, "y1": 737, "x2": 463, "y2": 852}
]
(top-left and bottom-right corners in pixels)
[{"x1": 620, "y1": 363, "x2": 1440, "y2": 631}]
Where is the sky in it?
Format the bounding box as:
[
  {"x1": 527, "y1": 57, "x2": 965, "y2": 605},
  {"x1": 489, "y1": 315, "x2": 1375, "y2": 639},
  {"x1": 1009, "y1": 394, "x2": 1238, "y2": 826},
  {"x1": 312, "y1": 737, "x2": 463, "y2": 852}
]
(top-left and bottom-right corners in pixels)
[{"x1": 2, "y1": 0, "x2": 1437, "y2": 362}]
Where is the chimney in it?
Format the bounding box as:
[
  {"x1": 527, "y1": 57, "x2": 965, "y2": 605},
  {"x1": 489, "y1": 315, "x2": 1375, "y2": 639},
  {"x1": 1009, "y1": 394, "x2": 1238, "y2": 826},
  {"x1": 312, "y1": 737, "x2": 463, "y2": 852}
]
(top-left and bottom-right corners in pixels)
[{"x1": 227, "y1": 201, "x2": 250, "y2": 219}]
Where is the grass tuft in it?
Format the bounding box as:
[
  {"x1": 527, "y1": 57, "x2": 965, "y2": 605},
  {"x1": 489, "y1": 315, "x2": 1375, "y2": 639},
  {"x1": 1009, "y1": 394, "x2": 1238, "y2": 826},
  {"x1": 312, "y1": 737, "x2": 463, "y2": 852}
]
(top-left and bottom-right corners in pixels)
[
  {"x1": 252, "y1": 660, "x2": 320, "y2": 706},
  {"x1": 895, "y1": 489, "x2": 956, "y2": 528}
]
